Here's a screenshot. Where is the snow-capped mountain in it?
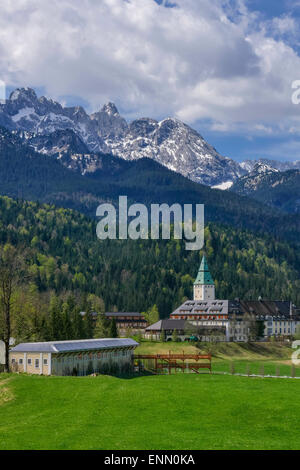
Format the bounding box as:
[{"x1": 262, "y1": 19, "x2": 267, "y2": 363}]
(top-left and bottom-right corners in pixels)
[
  {"x1": 0, "y1": 87, "x2": 104, "y2": 152},
  {"x1": 231, "y1": 163, "x2": 300, "y2": 214},
  {"x1": 17, "y1": 128, "x2": 90, "y2": 156},
  {"x1": 98, "y1": 116, "x2": 244, "y2": 185},
  {"x1": 0, "y1": 87, "x2": 244, "y2": 186},
  {"x1": 240, "y1": 158, "x2": 300, "y2": 173},
  {"x1": 231, "y1": 162, "x2": 279, "y2": 195}
]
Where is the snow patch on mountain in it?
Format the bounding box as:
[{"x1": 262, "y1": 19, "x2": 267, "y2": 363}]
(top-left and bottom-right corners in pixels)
[
  {"x1": 0, "y1": 87, "x2": 245, "y2": 185},
  {"x1": 241, "y1": 158, "x2": 300, "y2": 173},
  {"x1": 212, "y1": 181, "x2": 234, "y2": 190},
  {"x1": 231, "y1": 162, "x2": 280, "y2": 195},
  {"x1": 12, "y1": 107, "x2": 36, "y2": 123}
]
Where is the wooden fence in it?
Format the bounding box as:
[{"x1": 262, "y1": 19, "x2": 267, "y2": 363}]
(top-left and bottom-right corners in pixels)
[{"x1": 134, "y1": 352, "x2": 212, "y2": 375}]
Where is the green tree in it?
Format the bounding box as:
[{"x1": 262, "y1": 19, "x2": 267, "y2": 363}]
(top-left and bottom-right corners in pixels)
[
  {"x1": 109, "y1": 317, "x2": 118, "y2": 338},
  {"x1": 0, "y1": 245, "x2": 26, "y2": 372},
  {"x1": 172, "y1": 329, "x2": 179, "y2": 342},
  {"x1": 94, "y1": 313, "x2": 110, "y2": 338},
  {"x1": 48, "y1": 296, "x2": 64, "y2": 341},
  {"x1": 145, "y1": 304, "x2": 159, "y2": 325},
  {"x1": 84, "y1": 311, "x2": 95, "y2": 338}
]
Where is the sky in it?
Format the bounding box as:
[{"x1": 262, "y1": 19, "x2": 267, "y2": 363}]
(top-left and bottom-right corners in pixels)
[{"x1": 1, "y1": 0, "x2": 300, "y2": 162}]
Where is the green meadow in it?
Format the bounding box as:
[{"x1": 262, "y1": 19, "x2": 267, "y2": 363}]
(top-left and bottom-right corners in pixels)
[
  {"x1": 0, "y1": 371, "x2": 299, "y2": 450},
  {"x1": 136, "y1": 341, "x2": 300, "y2": 377}
]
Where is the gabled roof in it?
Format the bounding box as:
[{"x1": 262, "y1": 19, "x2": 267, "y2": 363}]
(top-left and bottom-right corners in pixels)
[
  {"x1": 10, "y1": 338, "x2": 139, "y2": 353},
  {"x1": 194, "y1": 256, "x2": 214, "y2": 286},
  {"x1": 229, "y1": 300, "x2": 294, "y2": 318},
  {"x1": 146, "y1": 319, "x2": 187, "y2": 331}
]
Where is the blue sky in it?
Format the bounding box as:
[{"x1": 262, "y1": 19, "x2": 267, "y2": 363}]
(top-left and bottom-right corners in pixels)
[{"x1": 1, "y1": 0, "x2": 300, "y2": 163}]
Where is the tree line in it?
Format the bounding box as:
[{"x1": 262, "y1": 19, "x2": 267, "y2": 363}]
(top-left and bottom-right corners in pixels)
[{"x1": 1, "y1": 195, "x2": 300, "y2": 370}]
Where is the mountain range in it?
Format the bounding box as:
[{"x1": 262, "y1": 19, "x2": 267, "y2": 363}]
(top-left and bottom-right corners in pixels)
[
  {"x1": 0, "y1": 87, "x2": 246, "y2": 186},
  {"x1": 0, "y1": 87, "x2": 300, "y2": 224},
  {"x1": 0, "y1": 125, "x2": 300, "y2": 246},
  {"x1": 240, "y1": 158, "x2": 300, "y2": 173},
  {"x1": 2, "y1": 87, "x2": 300, "y2": 192},
  {"x1": 231, "y1": 162, "x2": 300, "y2": 213}
]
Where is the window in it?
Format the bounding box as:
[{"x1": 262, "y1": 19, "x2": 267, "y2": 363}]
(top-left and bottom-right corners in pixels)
[
  {"x1": 28, "y1": 358, "x2": 32, "y2": 365},
  {"x1": 35, "y1": 359, "x2": 39, "y2": 368},
  {"x1": 43, "y1": 359, "x2": 48, "y2": 365},
  {"x1": 11, "y1": 358, "x2": 16, "y2": 364},
  {"x1": 19, "y1": 358, "x2": 23, "y2": 365}
]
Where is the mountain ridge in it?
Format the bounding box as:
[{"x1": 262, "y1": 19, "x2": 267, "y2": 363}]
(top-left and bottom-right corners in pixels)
[
  {"x1": 0, "y1": 125, "x2": 300, "y2": 244},
  {"x1": 231, "y1": 165, "x2": 300, "y2": 214},
  {"x1": 0, "y1": 87, "x2": 244, "y2": 186}
]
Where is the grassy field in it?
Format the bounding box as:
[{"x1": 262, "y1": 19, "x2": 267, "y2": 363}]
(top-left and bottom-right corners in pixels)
[
  {"x1": 136, "y1": 341, "x2": 300, "y2": 377},
  {"x1": 0, "y1": 372, "x2": 299, "y2": 450}
]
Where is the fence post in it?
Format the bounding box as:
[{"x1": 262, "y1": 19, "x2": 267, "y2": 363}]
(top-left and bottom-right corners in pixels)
[
  {"x1": 230, "y1": 362, "x2": 235, "y2": 375},
  {"x1": 259, "y1": 364, "x2": 265, "y2": 377},
  {"x1": 291, "y1": 364, "x2": 296, "y2": 378}
]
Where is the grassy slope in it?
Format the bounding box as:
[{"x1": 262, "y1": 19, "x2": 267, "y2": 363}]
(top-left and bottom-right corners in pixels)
[
  {"x1": 136, "y1": 341, "x2": 300, "y2": 377},
  {"x1": 0, "y1": 373, "x2": 299, "y2": 450},
  {"x1": 136, "y1": 341, "x2": 293, "y2": 360}
]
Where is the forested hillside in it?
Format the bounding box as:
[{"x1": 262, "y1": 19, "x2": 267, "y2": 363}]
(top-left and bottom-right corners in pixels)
[
  {"x1": 1, "y1": 127, "x2": 300, "y2": 244},
  {"x1": 0, "y1": 196, "x2": 299, "y2": 344},
  {"x1": 231, "y1": 169, "x2": 300, "y2": 214}
]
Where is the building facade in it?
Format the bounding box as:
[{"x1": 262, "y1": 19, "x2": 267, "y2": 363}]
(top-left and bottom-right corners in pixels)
[
  {"x1": 193, "y1": 256, "x2": 216, "y2": 301},
  {"x1": 228, "y1": 299, "x2": 300, "y2": 341},
  {"x1": 170, "y1": 300, "x2": 229, "y2": 341},
  {"x1": 10, "y1": 338, "x2": 138, "y2": 376},
  {"x1": 149, "y1": 256, "x2": 300, "y2": 343},
  {"x1": 104, "y1": 312, "x2": 148, "y2": 334}
]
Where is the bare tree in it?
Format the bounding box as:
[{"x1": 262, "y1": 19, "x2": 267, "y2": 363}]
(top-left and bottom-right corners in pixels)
[{"x1": 0, "y1": 245, "x2": 26, "y2": 372}]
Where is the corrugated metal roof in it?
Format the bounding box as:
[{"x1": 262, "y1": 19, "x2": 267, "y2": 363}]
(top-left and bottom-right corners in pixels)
[{"x1": 10, "y1": 338, "x2": 139, "y2": 353}]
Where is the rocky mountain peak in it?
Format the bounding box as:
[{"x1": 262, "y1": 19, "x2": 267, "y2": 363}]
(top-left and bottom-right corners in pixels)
[
  {"x1": 0, "y1": 87, "x2": 247, "y2": 186},
  {"x1": 101, "y1": 102, "x2": 120, "y2": 116},
  {"x1": 9, "y1": 87, "x2": 38, "y2": 104},
  {"x1": 251, "y1": 162, "x2": 279, "y2": 175}
]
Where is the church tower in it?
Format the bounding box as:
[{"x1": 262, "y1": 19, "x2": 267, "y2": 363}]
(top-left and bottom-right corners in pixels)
[{"x1": 193, "y1": 256, "x2": 215, "y2": 301}]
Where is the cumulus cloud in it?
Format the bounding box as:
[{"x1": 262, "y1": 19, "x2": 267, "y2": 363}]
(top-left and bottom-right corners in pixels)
[{"x1": 0, "y1": 0, "x2": 300, "y2": 135}]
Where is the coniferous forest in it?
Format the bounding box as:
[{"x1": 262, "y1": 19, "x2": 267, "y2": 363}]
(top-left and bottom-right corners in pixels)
[{"x1": 0, "y1": 195, "x2": 299, "y2": 344}]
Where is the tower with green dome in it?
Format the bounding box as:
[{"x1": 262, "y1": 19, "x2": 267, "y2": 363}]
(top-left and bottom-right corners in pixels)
[{"x1": 193, "y1": 255, "x2": 215, "y2": 301}]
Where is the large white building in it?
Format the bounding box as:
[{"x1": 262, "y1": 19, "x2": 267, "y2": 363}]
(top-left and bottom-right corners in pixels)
[{"x1": 169, "y1": 256, "x2": 300, "y2": 342}]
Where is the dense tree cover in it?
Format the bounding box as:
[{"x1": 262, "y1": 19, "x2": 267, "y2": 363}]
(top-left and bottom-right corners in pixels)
[
  {"x1": 0, "y1": 195, "x2": 299, "y2": 343},
  {"x1": 1, "y1": 126, "x2": 300, "y2": 243},
  {"x1": 231, "y1": 169, "x2": 300, "y2": 214}
]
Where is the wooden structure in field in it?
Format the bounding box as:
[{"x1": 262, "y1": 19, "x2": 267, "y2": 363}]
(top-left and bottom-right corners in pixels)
[{"x1": 134, "y1": 352, "x2": 211, "y2": 375}]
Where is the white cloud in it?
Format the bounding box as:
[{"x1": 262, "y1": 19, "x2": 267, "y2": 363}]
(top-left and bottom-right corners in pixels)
[{"x1": 0, "y1": 0, "x2": 300, "y2": 135}]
